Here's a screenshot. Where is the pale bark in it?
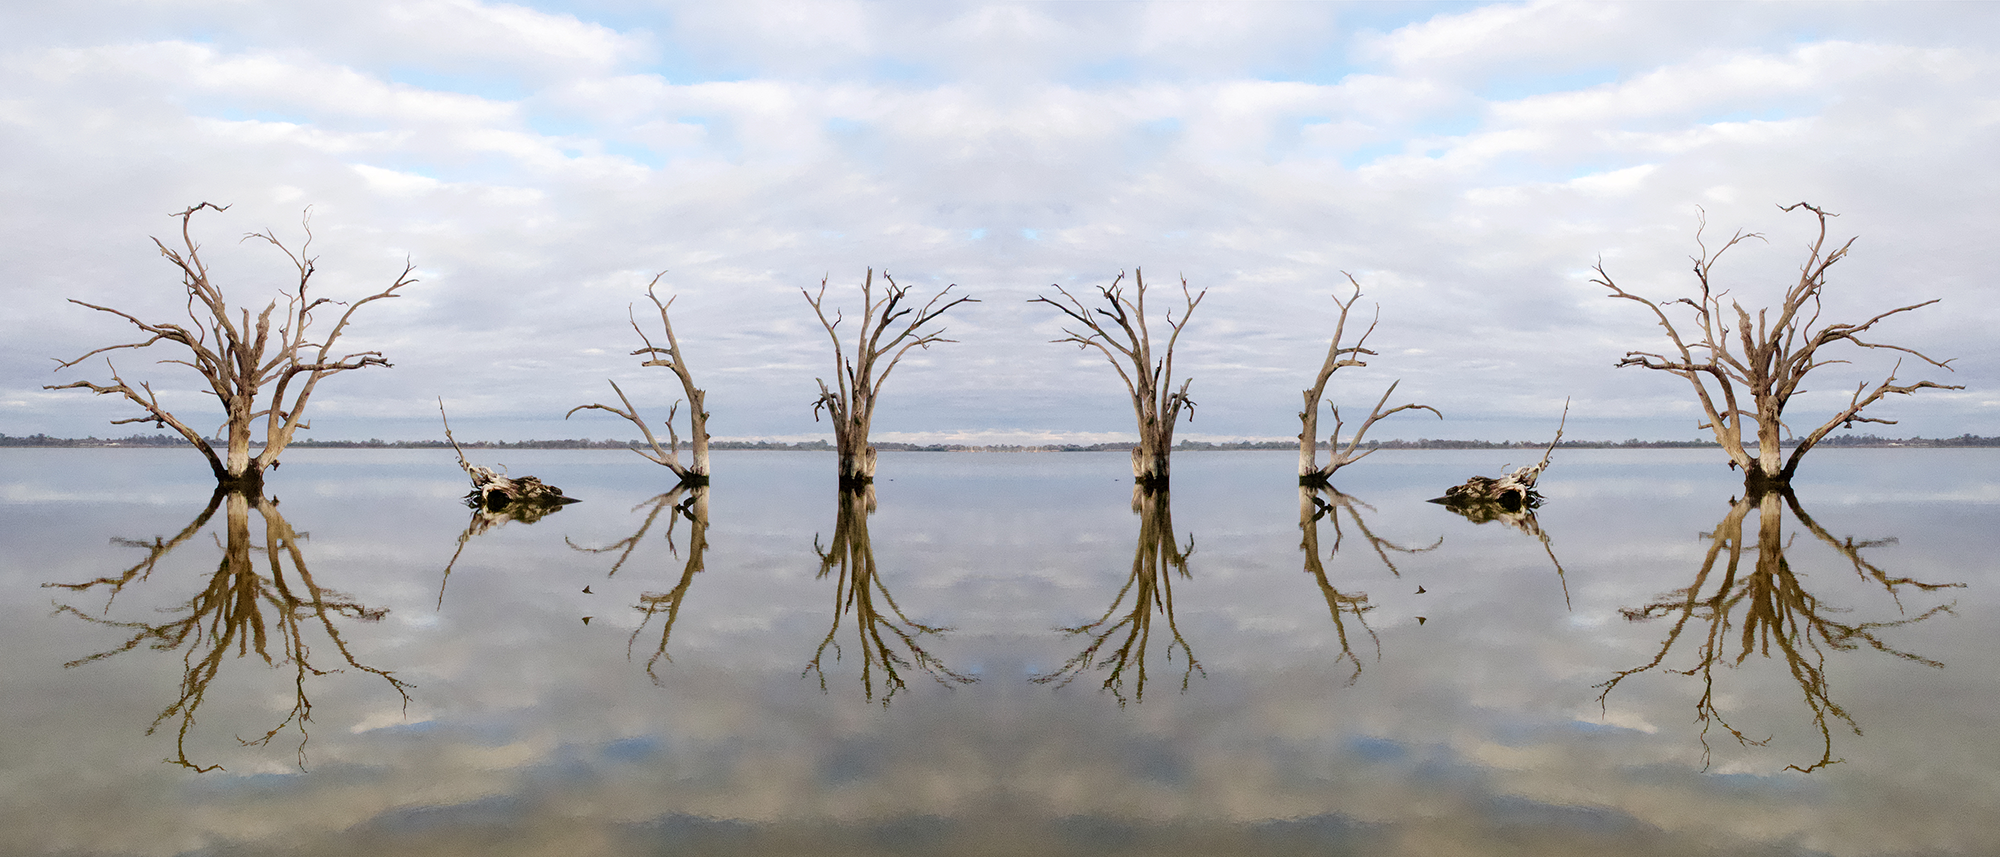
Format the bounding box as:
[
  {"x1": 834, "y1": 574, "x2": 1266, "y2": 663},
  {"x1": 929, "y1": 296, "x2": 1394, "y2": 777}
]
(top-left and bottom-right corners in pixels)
[
  {"x1": 1435, "y1": 402, "x2": 1567, "y2": 511},
  {"x1": 805, "y1": 269, "x2": 975, "y2": 486},
  {"x1": 567, "y1": 273, "x2": 710, "y2": 483},
  {"x1": 46, "y1": 203, "x2": 414, "y2": 489},
  {"x1": 440, "y1": 400, "x2": 575, "y2": 507},
  {"x1": 1032, "y1": 269, "x2": 1203, "y2": 485},
  {"x1": 1597, "y1": 202, "x2": 1958, "y2": 487},
  {"x1": 1298, "y1": 274, "x2": 1441, "y2": 483}
]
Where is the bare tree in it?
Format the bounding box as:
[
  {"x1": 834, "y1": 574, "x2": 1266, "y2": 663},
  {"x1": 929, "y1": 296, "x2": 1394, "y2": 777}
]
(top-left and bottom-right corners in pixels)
[
  {"x1": 1596, "y1": 203, "x2": 1959, "y2": 488},
  {"x1": 1299, "y1": 274, "x2": 1440, "y2": 485},
  {"x1": 567, "y1": 273, "x2": 710, "y2": 484},
  {"x1": 47, "y1": 203, "x2": 415, "y2": 490},
  {"x1": 1033, "y1": 269, "x2": 1202, "y2": 485},
  {"x1": 805, "y1": 269, "x2": 975, "y2": 486}
]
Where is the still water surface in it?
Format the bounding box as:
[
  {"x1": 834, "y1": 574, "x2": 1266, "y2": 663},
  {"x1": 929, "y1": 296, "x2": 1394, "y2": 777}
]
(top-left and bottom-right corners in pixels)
[{"x1": 2, "y1": 447, "x2": 1996, "y2": 856}]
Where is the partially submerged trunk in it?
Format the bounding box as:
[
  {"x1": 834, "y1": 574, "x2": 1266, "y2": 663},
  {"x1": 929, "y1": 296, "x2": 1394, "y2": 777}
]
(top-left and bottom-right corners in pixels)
[
  {"x1": 1033, "y1": 270, "x2": 1203, "y2": 488},
  {"x1": 440, "y1": 400, "x2": 577, "y2": 510},
  {"x1": 1297, "y1": 275, "x2": 1439, "y2": 485},
  {"x1": 1432, "y1": 402, "x2": 1567, "y2": 513}
]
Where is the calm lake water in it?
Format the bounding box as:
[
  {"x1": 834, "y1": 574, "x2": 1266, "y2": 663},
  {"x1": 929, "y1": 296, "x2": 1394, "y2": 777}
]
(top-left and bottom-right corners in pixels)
[{"x1": 2, "y1": 447, "x2": 1996, "y2": 856}]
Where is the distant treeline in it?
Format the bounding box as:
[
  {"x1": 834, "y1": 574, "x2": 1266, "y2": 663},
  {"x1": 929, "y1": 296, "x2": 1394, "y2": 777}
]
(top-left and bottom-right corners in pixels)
[{"x1": 8, "y1": 432, "x2": 1999, "y2": 450}]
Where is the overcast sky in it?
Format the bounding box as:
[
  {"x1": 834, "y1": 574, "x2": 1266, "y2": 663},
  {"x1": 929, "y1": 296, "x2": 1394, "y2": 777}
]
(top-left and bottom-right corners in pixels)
[{"x1": 4, "y1": 1, "x2": 1997, "y2": 444}]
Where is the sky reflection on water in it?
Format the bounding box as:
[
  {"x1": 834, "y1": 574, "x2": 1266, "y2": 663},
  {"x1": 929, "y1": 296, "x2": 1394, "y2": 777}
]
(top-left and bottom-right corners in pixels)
[{"x1": 2, "y1": 447, "x2": 1996, "y2": 856}]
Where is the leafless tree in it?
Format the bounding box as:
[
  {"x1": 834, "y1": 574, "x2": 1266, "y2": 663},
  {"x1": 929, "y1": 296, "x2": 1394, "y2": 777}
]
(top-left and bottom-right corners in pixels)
[
  {"x1": 805, "y1": 486, "x2": 975, "y2": 704},
  {"x1": 1595, "y1": 488, "x2": 1958, "y2": 772},
  {"x1": 46, "y1": 489, "x2": 409, "y2": 772},
  {"x1": 1299, "y1": 274, "x2": 1440, "y2": 485},
  {"x1": 567, "y1": 273, "x2": 710, "y2": 484},
  {"x1": 1596, "y1": 203, "x2": 1959, "y2": 488},
  {"x1": 1033, "y1": 486, "x2": 1201, "y2": 704},
  {"x1": 1033, "y1": 269, "x2": 1202, "y2": 485},
  {"x1": 46, "y1": 203, "x2": 415, "y2": 490},
  {"x1": 805, "y1": 269, "x2": 975, "y2": 486}
]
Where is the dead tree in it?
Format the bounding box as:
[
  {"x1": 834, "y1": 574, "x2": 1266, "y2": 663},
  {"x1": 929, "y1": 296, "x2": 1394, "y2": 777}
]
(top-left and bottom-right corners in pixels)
[
  {"x1": 1033, "y1": 486, "x2": 1201, "y2": 704},
  {"x1": 46, "y1": 203, "x2": 414, "y2": 491},
  {"x1": 1033, "y1": 269, "x2": 1203, "y2": 486},
  {"x1": 566, "y1": 273, "x2": 710, "y2": 484},
  {"x1": 1596, "y1": 203, "x2": 1959, "y2": 488},
  {"x1": 1299, "y1": 273, "x2": 1440, "y2": 485},
  {"x1": 805, "y1": 269, "x2": 975, "y2": 486},
  {"x1": 46, "y1": 489, "x2": 409, "y2": 772},
  {"x1": 1595, "y1": 488, "x2": 1958, "y2": 772}
]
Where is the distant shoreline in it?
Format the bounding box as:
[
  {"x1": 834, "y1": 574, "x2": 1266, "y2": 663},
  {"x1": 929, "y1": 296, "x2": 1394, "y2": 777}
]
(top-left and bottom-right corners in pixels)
[{"x1": 5, "y1": 433, "x2": 1997, "y2": 451}]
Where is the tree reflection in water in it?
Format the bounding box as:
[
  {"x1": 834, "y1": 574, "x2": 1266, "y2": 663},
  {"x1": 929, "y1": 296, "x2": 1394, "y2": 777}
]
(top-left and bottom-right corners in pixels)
[
  {"x1": 568, "y1": 485, "x2": 710, "y2": 683},
  {"x1": 44, "y1": 489, "x2": 409, "y2": 772},
  {"x1": 1034, "y1": 486, "x2": 1200, "y2": 705},
  {"x1": 1299, "y1": 485, "x2": 1441, "y2": 684},
  {"x1": 1597, "y1": 488, "x2": 1961, "y2": 772},
  {"x1": 806, "y1": 485, "x2": 974, "y2": 704}
]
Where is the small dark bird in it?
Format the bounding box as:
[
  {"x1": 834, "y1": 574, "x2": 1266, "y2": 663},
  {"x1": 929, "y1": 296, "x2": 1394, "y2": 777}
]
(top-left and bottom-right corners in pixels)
[
  {"x1": 582, "y1": 616, "x2": 593, "y2": 625},
  {"x1": 1416, "y1": 617, "x2": 1428, "y2": 625},
  {"x1": 1415, "y1": 586, "x2": 1427, "y2": 594},
  {"x1": 582, "y1": 585, "x2": 593, "y2": 594}
]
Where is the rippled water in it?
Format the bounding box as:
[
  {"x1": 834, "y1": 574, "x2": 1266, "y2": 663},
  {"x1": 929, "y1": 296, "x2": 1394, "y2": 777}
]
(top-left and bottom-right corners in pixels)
[{"x1": 3, "y1": 446, "x2": 1996, "y2": 856}]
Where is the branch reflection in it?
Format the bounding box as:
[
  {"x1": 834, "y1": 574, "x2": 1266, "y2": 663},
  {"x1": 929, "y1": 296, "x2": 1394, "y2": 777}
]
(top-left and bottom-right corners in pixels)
[
  {"x1": 567, "y1": 485, "x2": 711, "y2": 683},
  {"x1": 1300, "y1": 485, "x2": 1441, "y2": 684},
  {"x1": 1035, "y1": 486, "x2": 1201, "y2": 705},
  {"x1": 1431, "y1": 488, "x2": 1571, "y2": 609},
  {"x1": 1596, "y1": 488, "x2": 1961, "y2": 772},
  {"x1": 806, "y1": 485, "x2": 974, "y2": 704},
  {"x1": 45, "y1": 489, "x2": 410, "y2": 772}
]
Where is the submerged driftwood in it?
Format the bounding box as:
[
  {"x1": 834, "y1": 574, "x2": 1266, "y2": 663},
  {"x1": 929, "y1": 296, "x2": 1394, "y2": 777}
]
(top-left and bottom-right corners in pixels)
[
  {"x1": 1432, "y1": 401, "x2": 1567, "y2": 513},
  {"x1": 439, "y1": 400, "x2": 577, "y2": 508}
]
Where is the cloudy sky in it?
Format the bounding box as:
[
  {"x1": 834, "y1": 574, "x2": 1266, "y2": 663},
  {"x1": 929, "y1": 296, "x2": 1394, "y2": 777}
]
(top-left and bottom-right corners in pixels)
[{"x1": 4, "y1": 1, "x2": 1997, "y2": 444}]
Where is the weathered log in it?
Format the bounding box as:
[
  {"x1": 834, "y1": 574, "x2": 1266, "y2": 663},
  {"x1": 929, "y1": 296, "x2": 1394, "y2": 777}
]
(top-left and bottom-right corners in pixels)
[
  {"x1": 1431, "y1": 400, "x2": 1567, "y2": 512},
  {"x1": 439, "y1": 400, "x2": 577, "y2": 510}
]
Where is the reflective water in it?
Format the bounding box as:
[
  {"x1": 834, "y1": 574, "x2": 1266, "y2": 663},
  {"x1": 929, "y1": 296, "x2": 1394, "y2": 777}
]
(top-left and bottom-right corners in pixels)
[{"x1": 3, "y1": 447, "x2": 1996, "y2": 856}]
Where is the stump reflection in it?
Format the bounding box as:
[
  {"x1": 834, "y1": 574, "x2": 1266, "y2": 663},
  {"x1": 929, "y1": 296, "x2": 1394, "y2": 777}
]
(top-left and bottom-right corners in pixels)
[
  {"x1": 1035, "y1": 486, "x2": 1200, "y2": 705},
  {"x1": 436, "y1": 489, "x2": 574, "y2": 609},
  {"x1": 1299, "y1": 485, "x2": 1441, "y2": 684},
  {"x1": 806, "y1": 485, "x2": 973, "y2": 704},
  {"x1": 1596, "y1": 488, "x2": 1961, "y2": 772},
  {"x1": 568, "y1": 485, "x2": 711, "y2": 683},
  {"x1": 1432, "y1": 489, "x2": 1571, "y2": 609},
  {"x1": 44, "y1": 489, "x2": 409, "y2": 772}
]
